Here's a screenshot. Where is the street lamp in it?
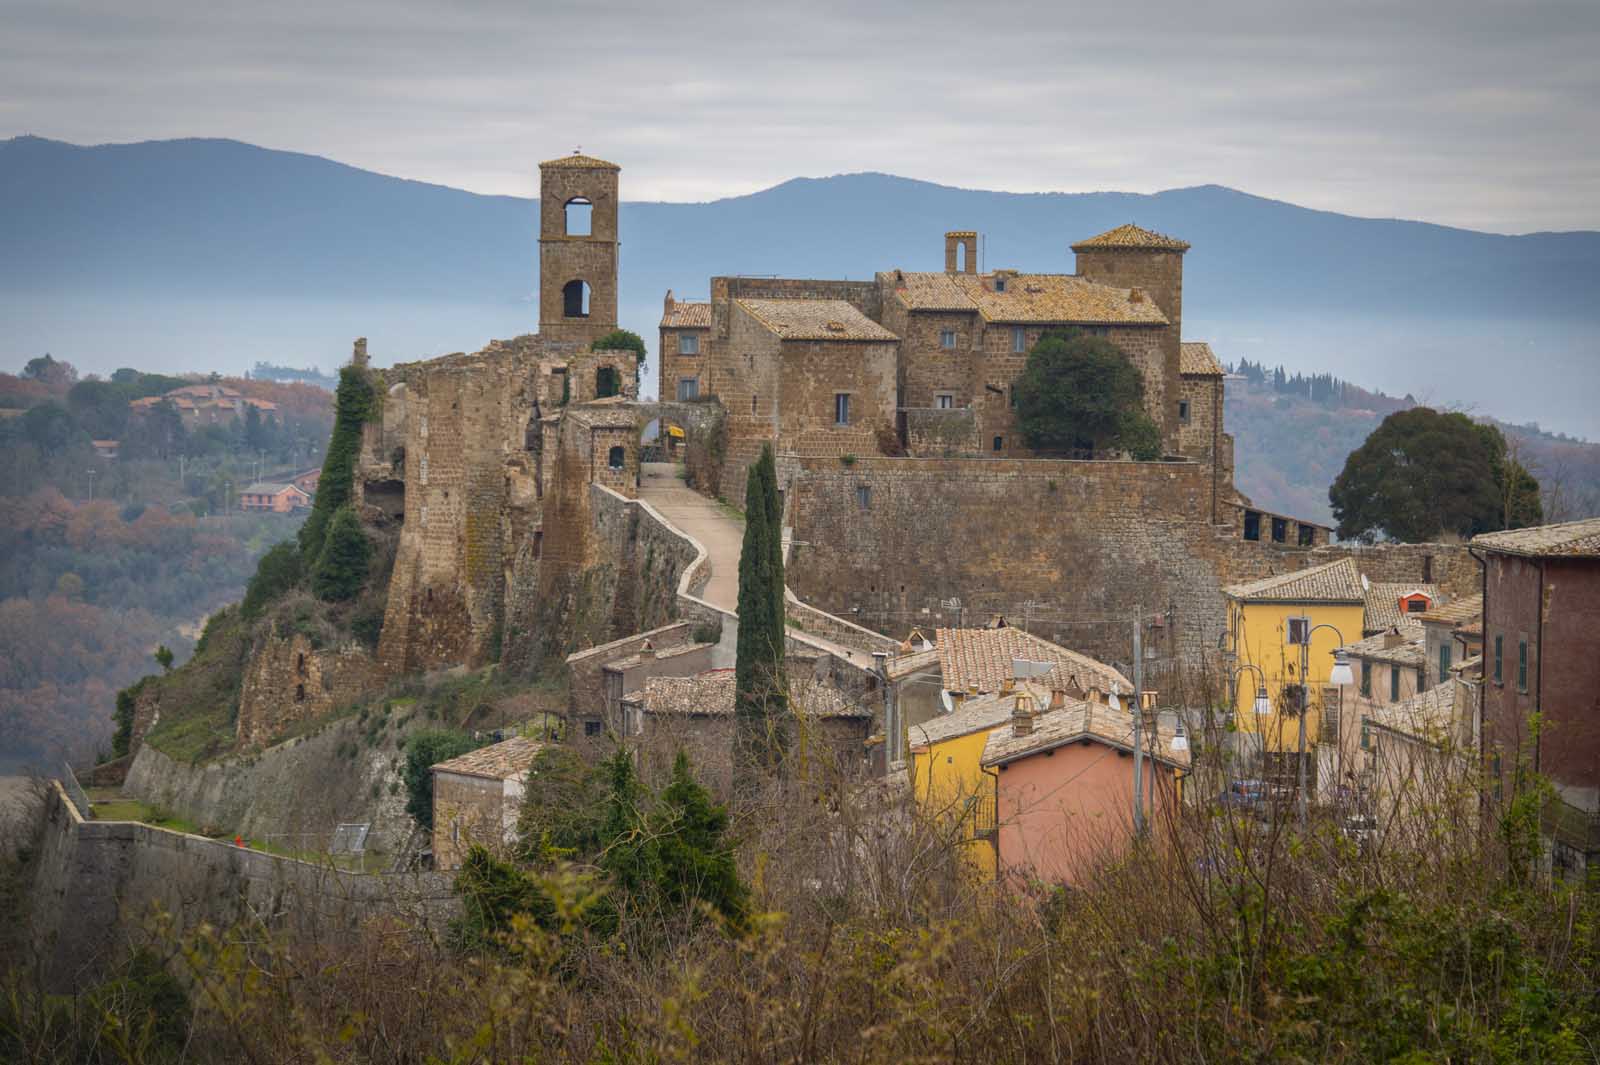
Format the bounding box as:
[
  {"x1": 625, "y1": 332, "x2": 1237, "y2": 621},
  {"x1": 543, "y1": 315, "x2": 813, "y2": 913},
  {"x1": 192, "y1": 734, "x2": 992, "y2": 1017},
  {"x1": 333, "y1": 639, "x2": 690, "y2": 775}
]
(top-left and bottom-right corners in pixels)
[
  {"x1": 1230, "y1": 662, "x2": 1272, "y2": 781},
  {"x1": 1289, "y1": 619, "x2": 1350, "y2": 829}
]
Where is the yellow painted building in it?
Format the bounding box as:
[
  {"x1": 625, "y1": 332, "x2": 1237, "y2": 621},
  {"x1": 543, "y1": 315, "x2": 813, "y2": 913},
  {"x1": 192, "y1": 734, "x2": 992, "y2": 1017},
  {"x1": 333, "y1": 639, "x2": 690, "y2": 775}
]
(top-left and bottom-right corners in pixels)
[
  {"x1": 908, "y1": 689, "x2": 1023, "y2": 879},
  {"x1": 1223, "y1": 559, "x2": 1365, "y2": 760}
]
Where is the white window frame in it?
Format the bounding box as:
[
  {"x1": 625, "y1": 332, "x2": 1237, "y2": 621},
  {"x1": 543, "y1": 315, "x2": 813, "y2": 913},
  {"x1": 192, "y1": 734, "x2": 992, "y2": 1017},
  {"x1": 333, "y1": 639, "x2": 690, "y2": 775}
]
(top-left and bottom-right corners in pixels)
[
  {"x1": 939, "y1": 329, "x2": 956, "y2": 350},
  {"x1": 677, "y1": 377, "x2": 699, "y2": 401},
  {"x1": 1012, "y1": 327, "x2": 1026, "y2": 353},
  {"x1": 935, "y1": 393, "x2": 955, "y2": 409},
  {"x1": 679, "y1": 332, "x2": 699, "y2": 355},
  {"x1": 834, "y1": 393, "x2": 851, "y2": 426}
]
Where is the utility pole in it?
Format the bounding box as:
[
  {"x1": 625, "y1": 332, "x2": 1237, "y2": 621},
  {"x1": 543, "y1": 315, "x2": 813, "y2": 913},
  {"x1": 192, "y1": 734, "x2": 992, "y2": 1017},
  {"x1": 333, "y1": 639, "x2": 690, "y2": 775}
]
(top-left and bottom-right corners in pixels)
[
  {"x1": 85, "y1": 468, "x2": 97, "y2": 500},
  {"x1": 1132, "y1": 609, "x2": 1145, "y2": 835},
  {"x1": 874, "y1": 651, "x2": 900, "y2": 771}
]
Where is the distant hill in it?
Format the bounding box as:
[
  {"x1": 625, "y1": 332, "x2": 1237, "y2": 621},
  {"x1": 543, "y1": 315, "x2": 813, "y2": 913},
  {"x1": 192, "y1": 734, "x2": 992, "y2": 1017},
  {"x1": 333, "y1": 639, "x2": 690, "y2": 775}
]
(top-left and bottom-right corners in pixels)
[
  {"x1": 1224, "y1": 372, "x2": 1600, "y2": 526},
  {"x1": 3, "y1": 135, "x2": 1597, "y2": 435}
]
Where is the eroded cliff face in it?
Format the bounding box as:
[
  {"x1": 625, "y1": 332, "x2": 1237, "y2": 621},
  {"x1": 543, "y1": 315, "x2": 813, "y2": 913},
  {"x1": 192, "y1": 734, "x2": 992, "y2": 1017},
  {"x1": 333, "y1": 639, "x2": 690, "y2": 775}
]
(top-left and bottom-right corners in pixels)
[{"x1": 368, "y1": 336, "x2": 647, "y2": 678}]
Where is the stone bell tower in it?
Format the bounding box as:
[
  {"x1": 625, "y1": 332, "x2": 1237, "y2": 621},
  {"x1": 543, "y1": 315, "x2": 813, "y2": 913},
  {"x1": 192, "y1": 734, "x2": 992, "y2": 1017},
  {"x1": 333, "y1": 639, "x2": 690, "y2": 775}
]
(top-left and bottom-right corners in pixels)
[{"x1": 538, "y1": 152, "x2": 620, "y2": 344}]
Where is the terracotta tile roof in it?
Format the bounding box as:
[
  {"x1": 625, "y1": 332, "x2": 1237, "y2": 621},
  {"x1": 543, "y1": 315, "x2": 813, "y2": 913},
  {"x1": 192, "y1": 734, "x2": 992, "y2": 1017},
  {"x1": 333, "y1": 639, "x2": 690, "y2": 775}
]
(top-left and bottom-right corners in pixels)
[
  {"x1": 1364, "y1": 583, "x2": 1441, "y2": 632},
  {"x1": 625, "y1": 670, "x2": 870, "y2": 718},
  {"x1": 565, "y1": 403, "x2": 641, "y2": 429},
  {"x1": 890, "y1": 272, "x2": 979, "y2": 312},
  {"x1": 1071, "y1": 223, "x2": 1191, "y2": 252},
  {"x1": 885, "y1": 647, "x2": 941, "y2": 680},
  {"x1": 601, "y1": 643, "x2": 711, "y2": 672},
  {"x1": 887, "y1": 270, "x2": 1168, "y2": 326},
  {"x1": 1365, "y1": 679, "x2": 1460, "y2": 744},
  {"x1": 241, "y1": 482, "x2": 303, "y2": 496},
  {"x1": 1179, "y1": 341, "x2": 1224, "y2": 376},
  {"x1": 431, "y1": 736, "x2": 547, "y2": 781},
  {"x1": 1224, "y1": 558, "x2": 1365, "y2": 603},
  {"x1": 1417, "y1": 593, "x2": 1483, "y2": 626},
  {"x1": 540, "y1": 153, "x2": 620, "y2": 170},
  {"x1": 910, "y1": 684, "x2": 1044, "y2": 748},
  {"x1": 661, "y1": 301, "x2": 711, "y2": 329},
  {"x1": 1472, "y1": 518, "x2": 1600, "y2": 558},
  {"x1": 935, "y1": 626, "x2": 1130, "y2": 697},
  {"x1": 1343, "y1": 623, "x2": 1426, "y2": 666},
  {"x1": 980, "y1": 694, "x2": 1189, "y2": 769},
  {"x1": 735, "y1": 299, "x2": 898, "y2": 342},
  {"x1": 952, "y1": 273, "x2": 1168, "y2": 326}
]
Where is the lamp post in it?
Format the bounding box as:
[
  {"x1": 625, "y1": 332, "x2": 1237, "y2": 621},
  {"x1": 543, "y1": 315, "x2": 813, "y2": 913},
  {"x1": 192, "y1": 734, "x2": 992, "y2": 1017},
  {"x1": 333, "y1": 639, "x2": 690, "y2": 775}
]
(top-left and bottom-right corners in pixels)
[
  {"x1": 1229, "y1": 662, "x2": 1274, "y2": 786},
  {"x1": 1290, "y1": 620, "x2": 1354, "y2": 829}
]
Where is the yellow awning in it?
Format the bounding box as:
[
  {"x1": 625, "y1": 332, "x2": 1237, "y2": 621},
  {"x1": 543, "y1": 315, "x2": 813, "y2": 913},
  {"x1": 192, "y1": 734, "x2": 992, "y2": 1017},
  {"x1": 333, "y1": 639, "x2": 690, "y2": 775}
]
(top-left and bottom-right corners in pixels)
[{"x1": 666, "y1": 425, "x2": 685, "y2": 438}]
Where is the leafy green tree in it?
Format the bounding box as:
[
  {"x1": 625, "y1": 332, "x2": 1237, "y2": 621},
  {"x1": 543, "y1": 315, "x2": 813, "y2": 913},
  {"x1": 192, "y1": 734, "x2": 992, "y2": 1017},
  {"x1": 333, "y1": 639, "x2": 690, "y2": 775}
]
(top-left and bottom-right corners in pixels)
[
  {"x1": 241, "y1": 540, "x2": 304, "y2": 618},
  {"x1": 653, "y1": 751, "x2": 748, "y2": 928},
  {"x1": 111, "y1": 678, "x2": 149, "y2": 758},
  {"x1": 1330, "y1": 407, "x2": 1543, "y2": 542},
  {"x1": 66, "y1": 379, "x2": 131, "y2": 439},
  {"x1": 311, "y1": 505, "x2": 371, "y2": 601},
  {"x1": 21, "y1": 403, "x2": 86, "y2": 452},
  {"x1": 153, "y1": 645, "x2": 174, "y2": 672},
  {"x1": 402, "y1": 729, "x2": 483, "y2": 830},
  {"x1": 734, "y1": 444, "x2": 788, "y2": 779},
  {"x1": 22, "y1": 353, "x2": 77, "y2": 389},
  {"x1": 1013, "y1": 328, "x2": 1162, "y2": 459},
  {"x1": 299, "y1": 363, "x2": 373, "y2": 561},
  {"x1": 592, "y1": 328, "x2": 648, "y2": 372},
  {"x1": 516, "y1": 746, "x2": 610, "y2": 859}
]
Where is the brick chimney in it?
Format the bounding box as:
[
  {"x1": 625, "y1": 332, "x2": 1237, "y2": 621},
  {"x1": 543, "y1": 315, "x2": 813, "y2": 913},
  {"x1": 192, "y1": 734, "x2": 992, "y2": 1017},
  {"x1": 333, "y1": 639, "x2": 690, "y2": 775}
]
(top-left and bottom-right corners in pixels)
[
  {"x1": 1382, "y1": 628, "x2": 1404, "y2": 649},
  {"x1": 1048, "y1": 688, "x2": 1065, "y2": 710},
  {"x1": 663, "y1": 289, "x2": 675, "y2": 317},
  {"x1": 1011, "y1": 692, "x2": 1038, "y2": 737}
]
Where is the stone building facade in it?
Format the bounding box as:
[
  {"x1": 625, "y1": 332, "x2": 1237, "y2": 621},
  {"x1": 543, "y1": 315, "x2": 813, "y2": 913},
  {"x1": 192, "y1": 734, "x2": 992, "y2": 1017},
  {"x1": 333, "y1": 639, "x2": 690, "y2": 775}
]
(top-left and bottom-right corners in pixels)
[
  {"x1": 661, "y1": 221, "x2": 1214, "y2": 497},
  {"x1": 362, "y1": 153, "x2": 654, "y2": 678}
]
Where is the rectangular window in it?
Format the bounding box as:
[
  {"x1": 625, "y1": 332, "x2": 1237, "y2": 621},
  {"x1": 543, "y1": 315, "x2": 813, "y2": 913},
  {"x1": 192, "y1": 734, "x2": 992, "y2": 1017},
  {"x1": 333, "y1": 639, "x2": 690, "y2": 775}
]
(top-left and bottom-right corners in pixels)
[
  {"x1": 992, "y1": 436, "x2": 1004, "y2": 452},
  {"x1": 1389, "y1": 667, "x2": 1400, "y2": 702},
  {"x1": 1287, "y1": 616, "x2": 1310, "y2": 645},
  {"x1": 1243, "y1": 511, "x2": 1261, "y2": 541},
  {"x1": 1009, "y1": 385, "x2": 1018, "y2": 409},
  {"x1": 1493, "y1": 635, "x2": 1503, "y2": 683},
  {"x1": 995, "y1": 277, "x2": 1007, "y2": 293},
  {"x1": 676, "y1": 377, "x2": 699, "y2": 401},
  {"x1": 1298, "y1": 524, "x2": 1315, "y2": 547},
  {"x1": 752, "y1": 394, "x2": 758, "y2": 414},
  {"x1": 1360, "y1": 717, "x2": 1371, "y2": 751},
  {"x1": 1517, "y1": 639, "x2": 1528, "y2": 692},
  {"x1": 1438, "y1": 643, "x2": 1451, "y2": 682},
  {"x1": 935, "y1": 393, "x2": 954, "y2": 409},
  {"x1": 1178, "y1": 400, "x2": 1190, "y2": 424},
  {"x1": 1271, "y1": 517, "x2": 1287, "y2": 543},
  {"x1": 939, "y1": 329, "x2": 956, "y2": 349},
  {"x1": 584, "y1": 720, "x2": 602, "y2": 737},
  {"x1": 834, "y1": 393, "x2": 850, "y2": 425},
  {"x1": 1012, "y1": 327, "x2": 1025, "y2": 353},
  {"x1": 679, "y1": 332, "x2": 699, "y2": 355},
  {"x1": 1360, "y1": 660, "x2": 1372, "y2": 697},
  {"x1": 856, "y1": 485, "x2": 870, "y2": 509}
]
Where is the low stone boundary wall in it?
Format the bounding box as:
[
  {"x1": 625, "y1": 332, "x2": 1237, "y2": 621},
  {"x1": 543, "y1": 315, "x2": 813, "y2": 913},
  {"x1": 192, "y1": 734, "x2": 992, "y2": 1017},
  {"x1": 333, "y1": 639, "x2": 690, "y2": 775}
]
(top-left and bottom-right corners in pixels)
[{"x1": 27, "y1": 781, "x2": 457, "y2": 993}]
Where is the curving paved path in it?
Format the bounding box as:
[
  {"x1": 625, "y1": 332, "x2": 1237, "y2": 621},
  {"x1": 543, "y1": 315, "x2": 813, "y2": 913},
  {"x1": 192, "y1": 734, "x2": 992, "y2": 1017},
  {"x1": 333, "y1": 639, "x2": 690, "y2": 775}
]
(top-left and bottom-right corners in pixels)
[{"x1": 637, "y1": 461, "x2": 869, "y2": 666}]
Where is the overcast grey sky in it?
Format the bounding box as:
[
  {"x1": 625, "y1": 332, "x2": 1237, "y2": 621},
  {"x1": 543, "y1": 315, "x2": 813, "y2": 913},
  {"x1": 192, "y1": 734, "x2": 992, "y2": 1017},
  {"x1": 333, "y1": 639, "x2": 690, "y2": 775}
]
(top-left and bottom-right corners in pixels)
[{"x1": 3, "y1": 0, "x2": 1596, "y2": 233}]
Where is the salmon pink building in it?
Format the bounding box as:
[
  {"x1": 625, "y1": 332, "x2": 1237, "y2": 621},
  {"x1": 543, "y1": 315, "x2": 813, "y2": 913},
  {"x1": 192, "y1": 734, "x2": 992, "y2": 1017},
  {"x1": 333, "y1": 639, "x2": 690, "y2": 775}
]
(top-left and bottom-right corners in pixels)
[{"x1": 981, "y1": 692, "x2": 1187, "y2": 887}]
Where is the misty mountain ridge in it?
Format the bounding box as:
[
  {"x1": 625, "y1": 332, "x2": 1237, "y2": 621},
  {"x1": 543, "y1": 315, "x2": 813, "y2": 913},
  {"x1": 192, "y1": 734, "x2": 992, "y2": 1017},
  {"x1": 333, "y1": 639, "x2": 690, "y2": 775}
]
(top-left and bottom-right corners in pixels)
[{"x1": 3, "y1": 135, "x2": 1597, "y2": 437}]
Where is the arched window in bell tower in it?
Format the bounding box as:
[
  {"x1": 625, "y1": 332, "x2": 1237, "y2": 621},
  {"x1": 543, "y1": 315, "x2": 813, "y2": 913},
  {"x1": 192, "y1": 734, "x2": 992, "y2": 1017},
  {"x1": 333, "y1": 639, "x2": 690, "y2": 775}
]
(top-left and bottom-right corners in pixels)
[
  {"x1": 564, "y1": 197, "x2": 592, "y2": 236},
  {"x1": 563, "y1": 280, "x2": 592, "y2": 318}
]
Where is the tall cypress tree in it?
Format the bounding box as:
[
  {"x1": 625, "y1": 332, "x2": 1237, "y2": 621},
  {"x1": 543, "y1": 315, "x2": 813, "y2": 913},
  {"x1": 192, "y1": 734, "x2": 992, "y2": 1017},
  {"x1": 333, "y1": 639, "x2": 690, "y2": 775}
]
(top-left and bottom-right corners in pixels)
[
  {"x1": 734, "y1": 445, "x2": 788, "y2": 781},
  {"x1": 300, "y1": 363, "x2": 374, "y2": 562}
]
